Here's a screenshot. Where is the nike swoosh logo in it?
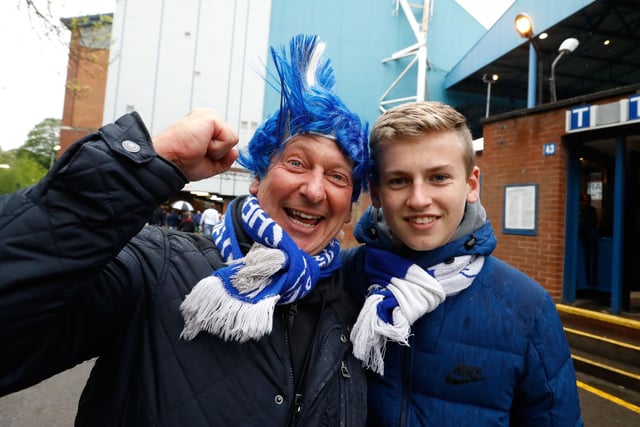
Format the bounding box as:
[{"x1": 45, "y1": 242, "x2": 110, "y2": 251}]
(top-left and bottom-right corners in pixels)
[{"x1": 445, "y1": 364, "x2": 485, "y2": 385}]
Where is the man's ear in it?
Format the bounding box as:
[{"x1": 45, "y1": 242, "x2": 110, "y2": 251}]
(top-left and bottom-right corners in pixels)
[
  {"x1": 370, "y1": 182, "x2": 382, "y2": 208},
  {"x1": 249, "y1": 175, "x2": 260, "y2": 195},
  {"x1": 344, "y1": 203, "x2": 353, "y2": 224}
]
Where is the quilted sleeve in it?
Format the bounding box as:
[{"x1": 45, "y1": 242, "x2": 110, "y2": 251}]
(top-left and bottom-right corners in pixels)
[
  {"x1": 0, "y1": 112, "x2": 186, "y2": 341},
  {"x1": 511, "y1": 292, "x2": 584, "y2": 426}
]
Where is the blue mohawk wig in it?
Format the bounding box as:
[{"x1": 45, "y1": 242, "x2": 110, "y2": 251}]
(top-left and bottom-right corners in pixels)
[{"x1": 237, "y1": 34, "x2": 369, "y2": 201}]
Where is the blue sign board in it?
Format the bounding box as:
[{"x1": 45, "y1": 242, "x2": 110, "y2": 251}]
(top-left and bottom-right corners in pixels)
[
  {"x1": 569, "y1": 106, "x2": 590, "y2": 130},
  {"x1": 630, "y1": 95, "x2": 640, "y2": 121}
]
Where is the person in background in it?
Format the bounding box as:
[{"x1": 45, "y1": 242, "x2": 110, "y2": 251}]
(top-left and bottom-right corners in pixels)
[
  {"x1": 342, "y1": 101, "x2": 583, "y2": 426},
  {"x1": 579, "y1": 192, "x2": 598, "y2": 285},
  {"x1": 178, "y1": 210, "x2": 196, "y2": 232},
  {"x1": 0, "y1": 34, "x2": 369, "y2": 426},
  {"x1": 166, "y1": 209, "x2": 180, "y2": 230},
  {"x1": 148, "y1": 205, "x2": 166, "y2": 226},
  {"x1": 192, "y1": 209, "x2": 202, "y2": 233},
  {"x1": 200, "y1": 203, "x2": 221, "y2": 237}
]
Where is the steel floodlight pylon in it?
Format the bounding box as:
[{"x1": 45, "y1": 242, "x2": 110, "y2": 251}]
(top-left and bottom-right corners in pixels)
[{"x1": 379, "y1": 0, "x2": 431, "y2": 113}]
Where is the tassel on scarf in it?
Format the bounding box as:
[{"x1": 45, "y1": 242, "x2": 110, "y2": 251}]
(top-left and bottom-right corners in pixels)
[
  {"x1": 181, "y1": 244, "x2": 286, "y2": 342},
  {"x1": 180, "y1": 275, "x2": 279, "y2": 343}
]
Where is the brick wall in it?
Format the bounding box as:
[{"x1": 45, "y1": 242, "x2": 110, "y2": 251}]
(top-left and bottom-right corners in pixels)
[
  {"x1": 340, "y1": 194, "x2": 371, "y2": 248},
  {"x1": 478, "y1": 87, "x2": 639, "y2": 300},
  {"x1": 58, "y1": 19, "x2": 110, "y2": 155},
  {"x1": 479, "y1": 109, "x2": 568, "y2": 299}
]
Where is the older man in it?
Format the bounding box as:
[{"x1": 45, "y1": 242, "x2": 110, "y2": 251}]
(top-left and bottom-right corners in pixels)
[{"x1": 0, "y1": 35, "x2": 368, "y2": 426}]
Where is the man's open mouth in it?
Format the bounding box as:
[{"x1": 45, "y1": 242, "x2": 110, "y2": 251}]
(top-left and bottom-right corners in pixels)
[{"x1": 286, "y1": 208, "x2": 322, "y2": 227}]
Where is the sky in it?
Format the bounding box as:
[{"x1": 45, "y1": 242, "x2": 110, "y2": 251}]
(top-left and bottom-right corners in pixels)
[
  {"x1": 0, "y1": 0, "x2": 115, "y2": 151},
  {"x1": 0, "y1": 0, "x2": 513, "y2": 152},
  {"x1": 456, "y1": 0, "x2": 515, "y2": 29}
]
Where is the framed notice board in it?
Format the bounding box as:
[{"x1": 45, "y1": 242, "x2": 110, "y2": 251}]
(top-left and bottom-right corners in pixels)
[{"x1": 503, "y1": 184, "x2": 538, "y2": 236}]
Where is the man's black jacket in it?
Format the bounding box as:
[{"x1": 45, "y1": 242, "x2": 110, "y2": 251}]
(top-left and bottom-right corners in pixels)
[{"x1": 0, "y1": 113, "x2": 366, "y2": 426}]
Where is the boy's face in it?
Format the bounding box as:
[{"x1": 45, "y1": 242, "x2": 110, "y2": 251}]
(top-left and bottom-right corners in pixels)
[
  {"x1": 249, "y1": 134, "x2": 354, "y2": 256},
  {"x1": 371, "y1": 130, "x2": 479, "y2": 251}
]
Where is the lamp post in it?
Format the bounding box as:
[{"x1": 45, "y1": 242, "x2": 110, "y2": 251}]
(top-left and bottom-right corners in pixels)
[
  {"x1": 550, "y1": 37, "x2": 579, "y2": 102},
  {"x1": 482, "y1": 73, "x2": 499, "y2": 118},
  {"x1": 515, "y1": 13, "x2": 538, "y2": 108},
  {"x1": 49, "y1": 144, "x2": 61, "y2": 169}
]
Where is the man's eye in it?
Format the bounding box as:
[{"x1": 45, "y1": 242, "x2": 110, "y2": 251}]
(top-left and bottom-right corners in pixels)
[
  {"x1": 287, "y1": 159, "x2": 302, "y2": 168},
  {"x1": 328, "y1": 172, "x2": 350, "y2": 186}
]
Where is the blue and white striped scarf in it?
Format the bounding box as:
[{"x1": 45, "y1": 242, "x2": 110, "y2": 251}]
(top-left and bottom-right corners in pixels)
[
  {"x1": 180, "y1": 196, "x2": 340, "y2": 342},
  {"x1": 350, "y1": 248, "x2": 484, "y2": 375},
  {"x1": 350, "y1": 204, "x2": 488, "y2": 375}
]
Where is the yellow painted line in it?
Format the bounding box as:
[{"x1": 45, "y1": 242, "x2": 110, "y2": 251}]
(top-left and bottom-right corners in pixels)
[
  {"x1": 564, "y1": 326, "x2": 640, "y2": 351},
  {"x1": 577, "y1": 380, "x2": 640, "y2": 414},
  {"x1": 557, "y1": 304, "x2": 640, "y2": 330},
  {"x1": 572, "y1": 354, "x2": 640, "y2": 380}
]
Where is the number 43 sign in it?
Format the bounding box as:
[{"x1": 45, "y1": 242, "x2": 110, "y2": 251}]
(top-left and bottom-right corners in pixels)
[{"x1": 543, "y1": 142, "x2": 557, "y2": 156}]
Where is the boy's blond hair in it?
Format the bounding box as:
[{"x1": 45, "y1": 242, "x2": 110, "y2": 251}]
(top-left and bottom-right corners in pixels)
[{"x1": 369, "y1": 101, "x2": 475, "y2": 182}]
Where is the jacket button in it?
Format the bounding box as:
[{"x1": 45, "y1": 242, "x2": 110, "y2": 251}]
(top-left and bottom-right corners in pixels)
[
  {"x1": 340, "y1": 333, "x2": 347, "y2": 343},
  {"x1": 122, "y1": 140, "x2": 141, "y2": 153},
  {"x1": 274, "y1": 395, "x2": 284, "y2": 405}
]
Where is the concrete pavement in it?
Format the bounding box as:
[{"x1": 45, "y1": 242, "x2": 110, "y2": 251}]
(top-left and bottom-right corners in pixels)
[
  {"x1": 1, "y1": 361, "x2": 639, "y2": 425},
  {"x1": 0, "y1": 360, "x2": 93, "y2": 427}
]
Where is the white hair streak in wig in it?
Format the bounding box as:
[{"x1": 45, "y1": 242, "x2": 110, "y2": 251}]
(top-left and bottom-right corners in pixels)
[{"x1": 305, "y1": 40, "x2": 326, "y2": 88}]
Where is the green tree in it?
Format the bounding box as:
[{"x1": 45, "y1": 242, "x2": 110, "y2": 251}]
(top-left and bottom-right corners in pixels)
[
  {"x1": 17, "y1": 117, "x2": 61, "y2": 170},
  {"x1": 0, "y1": 150, "x2": 47, "y2": 195}
]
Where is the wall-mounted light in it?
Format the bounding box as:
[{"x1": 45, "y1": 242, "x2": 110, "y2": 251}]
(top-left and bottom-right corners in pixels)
[
  {"x1": 550, "y1": 37, "x2": 579, "y2": 102},
  {"x1": 49, "y1": 144, "x2": 61, "y2": 170}
]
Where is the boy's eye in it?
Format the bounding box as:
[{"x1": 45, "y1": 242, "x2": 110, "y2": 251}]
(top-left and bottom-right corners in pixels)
[
  {"x1": 388, "y1": 177, "x2": 409, "y2": 186},
  {"x1": 431, "y1": 174, "x2": 449, "y2": 183}
]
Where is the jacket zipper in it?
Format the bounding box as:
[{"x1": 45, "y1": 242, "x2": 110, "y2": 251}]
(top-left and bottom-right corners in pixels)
[
  {"x1": 399, "y1": 333, "x2": 414, "y2": 427},
  {"x1": 285, "y1": 303, "x2": 300, "y2": 425},
  {"x1": 339, "y1": 360, "x2": 351, "y2": 426}
]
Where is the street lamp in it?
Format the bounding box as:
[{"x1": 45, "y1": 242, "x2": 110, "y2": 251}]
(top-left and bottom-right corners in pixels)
[
  {"x1": 515, "y1": 13, "x2": 539, "y2": 108},
  {"x1": 482, "y1": 73, "x2": 499, "y2": 118},
  {"x1": 514, "y1": 13, "x2": 534, "y2": 38},
  {"x1": 49, "y1": 144, "x2": 61, "y2": 169},
  {"x1": 550, "y1": 37, "x2": 579, "y2": 102}
]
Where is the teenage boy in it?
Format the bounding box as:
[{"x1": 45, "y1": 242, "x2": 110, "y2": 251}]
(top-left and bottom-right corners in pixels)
[{"x1": 342, "y1": 101, "x2": 583, "y2": 426}]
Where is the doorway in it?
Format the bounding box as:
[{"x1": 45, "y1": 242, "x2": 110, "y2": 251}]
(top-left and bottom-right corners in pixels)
[{"x1": 565, "y1": 128, "x2": 640, "y2": 315}]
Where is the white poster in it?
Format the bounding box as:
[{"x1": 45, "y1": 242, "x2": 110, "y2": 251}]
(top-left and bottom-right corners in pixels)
[{"x1": 504, "y1": 185, "x2": 537, "y2": 232}]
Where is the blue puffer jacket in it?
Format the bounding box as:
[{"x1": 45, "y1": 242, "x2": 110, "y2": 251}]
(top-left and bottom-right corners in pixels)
[
  {"x1": 0, "y1": 113, "x2": 367, "y2": 426},
  {"x1": 341, "y1": 209, "x2": 583, "y2": 426}
]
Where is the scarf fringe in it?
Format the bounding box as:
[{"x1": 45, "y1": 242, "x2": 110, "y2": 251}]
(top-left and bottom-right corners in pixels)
[
  {"x1": 351, "y1": 295, "x2": 412, "y2": 375},
  {"x1": 180, "y1": 275, "x2": 279, "y2": 343}
]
